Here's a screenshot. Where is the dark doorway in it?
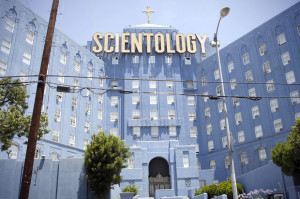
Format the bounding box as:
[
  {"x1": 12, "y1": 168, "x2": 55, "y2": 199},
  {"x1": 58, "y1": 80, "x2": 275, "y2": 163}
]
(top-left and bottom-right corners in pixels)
[{"x1": 148, "y1": 157, "x2": 171, "y2": 197}]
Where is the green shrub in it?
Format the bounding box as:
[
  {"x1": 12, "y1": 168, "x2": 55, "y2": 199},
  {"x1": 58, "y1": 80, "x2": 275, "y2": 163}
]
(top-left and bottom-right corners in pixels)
[
  {"x1": 195, "y1": 184, "x2": 218, "y2": 198},
  {"x1": 122, "y1": 185, "x2": 139, "y2": 196}
]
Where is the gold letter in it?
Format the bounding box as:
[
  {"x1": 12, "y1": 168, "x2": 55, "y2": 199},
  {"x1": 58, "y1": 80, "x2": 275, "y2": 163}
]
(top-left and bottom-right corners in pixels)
[
  {"x1": 176, "y1": 33, "x2": 186, "y2": 54},
  {"x1": 131, "y1": 33, "x2": 143, "y2": 53},
  {"x1": 143, "y1": 33, "x2": 154, "y2": 54},
  {"x1": 196, "y1": 33, "x2": 207, "y2": 55},
  {"x1": 104, "y1": 33, "x2": 114, "y2": 53},
  {"x1": 186, "y1": 34, "x2": 197, "y2": 54},
  {"x1": 115, "y1": 33, "x2": 119, "y2": 53},
  {"x1": 121, "y1": 33, "x2": 130, "y2": 53},
  {"x1": 155, "y1": 33, "x2": 165, "y2": 53},
  {"x1": 92, "y1": 33, "x2": 103, "y2": 53},
  {"x1": 166, "y1": 33, "x2": 175, "y2": 54}
]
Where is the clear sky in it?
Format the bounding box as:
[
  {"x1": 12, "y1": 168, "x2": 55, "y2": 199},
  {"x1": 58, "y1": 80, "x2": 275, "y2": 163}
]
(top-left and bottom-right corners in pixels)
[{"x1": 20, "y1": 0, "x2": 300, "y2": 47}]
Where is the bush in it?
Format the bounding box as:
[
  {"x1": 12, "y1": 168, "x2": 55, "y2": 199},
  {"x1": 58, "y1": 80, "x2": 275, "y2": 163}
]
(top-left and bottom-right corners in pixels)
[
  {"x1": 195, "y1": 184, "x2": 218, "y2": 198},
  {"x1": 122, "y1": 185, "x2": 139, "y2": 196}
]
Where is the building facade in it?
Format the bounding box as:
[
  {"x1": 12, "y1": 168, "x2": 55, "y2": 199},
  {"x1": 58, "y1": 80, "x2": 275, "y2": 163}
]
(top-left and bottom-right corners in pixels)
[{"x1": 0, "y1": 0, "x2": 300, "y2": 197}]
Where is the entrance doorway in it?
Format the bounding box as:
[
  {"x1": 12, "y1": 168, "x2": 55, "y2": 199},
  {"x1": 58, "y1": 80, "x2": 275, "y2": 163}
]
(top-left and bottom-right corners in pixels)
[{"x1": 148, "y1": 157, "x2": 170, "y2": 197}]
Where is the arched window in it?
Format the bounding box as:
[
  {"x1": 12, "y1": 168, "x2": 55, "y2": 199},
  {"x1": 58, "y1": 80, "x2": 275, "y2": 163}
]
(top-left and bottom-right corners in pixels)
[
  {"x1": 210, "y1": 160, "x2": 216, "y2": 169},
  {"x1": 258, "y1": 148, "x2": 267, "y2": 161},
  {"x1": 8, "y1": 142, "x2": 18, "y2": 159},
  {"x1": 240, "y1": 152, "x2": 248, "y2": 165}
]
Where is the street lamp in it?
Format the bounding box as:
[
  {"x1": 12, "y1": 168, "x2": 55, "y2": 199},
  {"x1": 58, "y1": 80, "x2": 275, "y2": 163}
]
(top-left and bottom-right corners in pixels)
[{"x1": 210, "y1": 7, "x2": 239, "y2": 199}]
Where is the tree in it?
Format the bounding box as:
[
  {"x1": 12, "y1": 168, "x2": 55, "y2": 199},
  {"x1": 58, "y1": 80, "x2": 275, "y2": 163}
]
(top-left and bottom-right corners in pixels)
[
  {"x1": 84, "y1": 131, "x2": 130, "y2": 199},
  {"x1": 0, "y1": 78, "x2": 49, "y2": 151},
  {"x1": 272, "y1": 119, "x2": 300, "y2": 182}
]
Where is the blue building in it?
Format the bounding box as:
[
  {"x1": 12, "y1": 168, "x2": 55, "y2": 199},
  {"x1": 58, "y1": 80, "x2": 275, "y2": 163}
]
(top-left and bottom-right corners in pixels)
[{"x1": 0, "y1": 0, "x2": 300, "y2": 197}]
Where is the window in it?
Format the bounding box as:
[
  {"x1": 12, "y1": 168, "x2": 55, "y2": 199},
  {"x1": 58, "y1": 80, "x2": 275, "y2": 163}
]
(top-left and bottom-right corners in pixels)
[
  {"x1": 72, "y1": 97, "x2": 77, "y2": 109},
  {"x1": 198, "y1": 163, "x2": 202, "y2": 170},
  {"x1": 151, "y1": 126, "x2": 159, "y2": 137},
  {"x1": 255, "y1": 125, "x2": 263, "y2": 138},
  {"x1": 86, "y1": 103, "x2": 91, "y2": 114},
  {"x1": 274, "y1": 119, "x2": 283, "y2": 133},
  {"x1": 70, "y1": 115, "x2": 76, "y2": 127},
  {"x1": 286, "y1": 71, "x2": 296, "y2": 84},
  {"x1": 209, "y1": 160, "x2": 216, "y2": 169},
  {"x1": 69, "y1": 134, "x2": 75, "y2": 147},
  {"x1": 165, "y1": 55, "x2": 172, "y2": 64},
  {"x1": 111, "y1": 80, "x2": 118, "y2": 88},
  {"x1": 110, "y1": 128, "x2": 118, "y2": 136},
  {"x1": 205, "y1": 107, "x2": 211, "y2": 118},
  {"x1": 1, "y1": 39, "x2": 11, "y2": 54},
  {"x1": 270, "y1": 99, "x2": 279, "y2": 112},
  {"x1": 98, "y1": 94, "x2": 103, "y2": 103},
  {"x1": 230, "y1": 78, "x2": 237, "y2": 90},
  {"x1": 281, "y1": 52, "x2": 290, "y2": 65},
  {"x1": 220, "y1": 119, "x2": 226, "y2": 130},
  {"x1": 5, "y1": 17, "x2": 15, "y2": 33},
  {"x1": 183, "y1": 152, "x2": 190, "y2": 168},
  {"x1": 169, "y1": 126, "x2": 176, "y2": 137},
  {"x1": 0, "y1": 60, "x2": 7, "y2": 76},
  {"x1": 240, "y1": 152, "x2": 248, "y2": 165},
  {"x1": 202, "y1": 76, "x2": 207, "y2": 86},
  {"x1": 52, "y1": 129, "x2": 59, "y2": 142},
  {"x1": 218, "y1": 101, "x2": 224, "y2": 113},
  {"x1": 186, "y1": 81, "x2": 194, "y2": 89},
  {"x1": 51, "y1": 152, "x2": 59, "y2": 160},
  {"x1": 150, "y1": 95, "x2": 157, "y2": 104},
  {"x1": 98, "y1": 109, "x2": 102, "y2": 120},
  {"x1": 262, "y1": 61, "x2": 271, "y2": 74},
  {"x1": 213, "y1": 179, "x2": 219, "y2": 185},
  {"x1": 233, "y1": 97, "x2": 240, "y2": 107},
  {"x1": 132, "y1": 55, "x2": 139, "y2": 63},
  {"x1": 60, "y1": 52, "x2": 67, "y2": 64},
  {"x1": 224, "y1": 156, "x2": 230, "y2": 168},
  {"x1": 185, "y1": 57, "x2": 191, "y2": 65},
  {"x1": 149, "y1": 80, "x2": 156, "y2": 88},
  {"x1": 258, "y1": 148, "x2": 267, "y2": 161},
  {"x1": 23, "y1": 51, "x2": 31, "y2": 65},
  {"x1": 132, "y1": 110, "x2": 140, "y2": 120},
  {"x1": 242, "y1": 53, "x2": 250, "y2": 65},
  {"x1": 73, "y1": 79, "x2": 79, "y2": 90},
  {"x1": 168, "y1": 110, "x2": 176, "y2": 120},
  {"x1": 149, "y1": 55, "x2": 155, "y2": 64},
  {"x1": 187, "y1": 96, "x2": 195, "y2": 105},
  {"x1": 20, "y1": 71, "x2": 28, "y2": 82},
  {"x1": 86, "y1": 89, "x2": 92, "y2": 98},
  {"x1": 150, "y1": 110, "x2": 158, "y2": 120},
  {"x1": 58, "y1": 71, "x2": 64, "y2": 83},
  {"x1": 216, "y1": 85, "x2": 222, "y2": 96},
  {"x1": 98, "y1": 125, "x2": 102, "y2": 132},
  {"x1": 132, "y1": 95, "x2": 140, "y2": 104},
  {"x1": 203, "y1": 92, "x2": 209, "y2": 103},
  {"x1": 56, "y1": 92, "x2": 63, "y2": 102},
  {"x1": 238, "y1": 131, "x2": 245, "y2": 143},
  {"x1": 190, "y1": 126, "x2": 197, "y2": 137},
  {"x1": 132, "y1": 80, "x2": 139, "y2": 89},
  {"x1": 55, "y1": 109, "x2": 61, "y2": 122},
  {"x1": 26, "y1": 30, "x2": 34, "y2": 45},
  {"x1": 194, "y1": 143, "x2": 199, "y2": 153},
  {"x1": 111, "y1": 96, "x2": 118, "y2": 106},
  {"x1": 291, "y1": 91, "x2": 300, "y2": 105},
  {"x1": 214, "y1": 69, "x2": 220, "y2": 80},
  {"x1": 277, "y1": 33, "x2": 286, "y2": 46},
  {"x1": 84, "y1": 140, "x2": 89, "y2": 150},
  {"x1": 228, "y1": 61, "x2": 234, "y2": 73},
  {"x1": 35, "y1": 148, "x2": 40, "y2": 159},
  {"x1": 266, "y1": 80, "x2": 275, "y2": 92},
  {"x1": 248, "y1": 88, "x2": 256, "y2": 97},
  {"x1": 208, "y1": 140, "x2": 214, "y2": 152},
  {"x1": 128, "y1": 156, "x2": 134, "y2": 169},
  {"x1": 184, "y1": 110, "x2": 195, "y2": 121},
  {"x1": 167, "y1": 95, "x2": 175, "y2": 104},
  {"x1": 259, "y1": 43, "x2": 267, "y2": 56},
  {"x1": 199, "y1": 180, "x2": 206, "y2": 189},
  {"x1": 88, "y1": 69, "x2": 93, "y2": 80},
  {"x1": 166, "y1": 80, "x2": 173, "y2": 88},
  {"x1": 74, "y1": 61, "x2": 80, "y2": 73},
  {"x1": 206, "y1": 124, "x2": 212, "y2": 135},
  {"x1": 112, "y1": 56, "x2": 119, "y2": 64},
  {"x1": 222, "y1": 136, "x2": 228, "y2": 148},
  {"x1": 252, "y1": 106, "x2": 260, "y2": 119},
  {"x1": 133, "y1": 127, "x2": 141, "y2": 137},
  {"x1": 84, "y1": 121, "x2": 90, "y2": 132},
  {"x1": 235, "y1": 112, "x2": 242, "y2": 125},
  {"x1": 110, "y1": 112, "x2": 118, "y2": 121},
  {"x1": 246, "y1": 70, "x2": 253, "y2": 82},
  {"x1": 99, "y1": 79, "x2": 104, "y2": 87},
  {"x1": 296, "y1": 112, "x2": 300, "y2": 119}
]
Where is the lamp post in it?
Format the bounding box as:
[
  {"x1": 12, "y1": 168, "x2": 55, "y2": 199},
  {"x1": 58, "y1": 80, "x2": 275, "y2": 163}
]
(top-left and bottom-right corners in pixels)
[{"x1": 210, "y1": 7, "x2": 239, "y2": 199}]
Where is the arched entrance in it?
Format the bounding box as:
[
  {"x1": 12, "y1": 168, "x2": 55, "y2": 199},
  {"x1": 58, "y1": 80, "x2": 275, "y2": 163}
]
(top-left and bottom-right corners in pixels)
[{"x1": 148, "y1": 157, "x2": 171, "y2": 197}]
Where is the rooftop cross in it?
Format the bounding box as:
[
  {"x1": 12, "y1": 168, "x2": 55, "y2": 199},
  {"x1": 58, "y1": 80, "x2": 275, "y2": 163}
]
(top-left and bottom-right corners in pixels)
[{"x1": 142, "y1": 6, "x2": 155, "y2": 24}]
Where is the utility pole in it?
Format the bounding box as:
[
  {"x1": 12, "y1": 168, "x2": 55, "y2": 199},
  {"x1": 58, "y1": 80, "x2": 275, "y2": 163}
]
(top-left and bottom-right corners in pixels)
[{"x1": 19, "y1": 0, "x2": 59, "y2": 198}]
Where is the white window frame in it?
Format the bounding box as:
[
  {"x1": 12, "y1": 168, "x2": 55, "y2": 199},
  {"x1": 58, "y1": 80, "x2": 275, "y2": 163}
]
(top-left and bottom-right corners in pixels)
[
  {"x1": 84, "y1": 121, "x2": 90, "y2": 132},
  {"x1": 168, "y1": 110, "x2": 176, "y2": 120},
  {"x1": 210, "y1": 160, "x2": 216, "y2": 169},
  {"x1": 203, "y1": 92, "x2": 208, "y2": 102},
  {"x1": 185, "y1": 57, "x2": 191, "y2": 65},
  {"x1": 235, "y1": 112, "x2": 242, "y2": 125},
  {"x1": 258, "y1": 148, "x2": 267, "y2": 161},
  {"x1": 132, "y1": 110, "x2": 140, "y2": 120},
  {"x1": 151, "y1": 126, "x2": 159, "y2": 137},
  {"x1": 58, "y1": 71, "x2": 64, "y2": 83},
  {"x1": 128, "y1": 156, "x2": 134, "y2": 169},
  {"x1": 183, "y1": 153, "x2": 190, "y2": 168},
  {"x1": 246, "y1": 70, "x2": 253, "y2": 82},
  {"x1": 266, "y1": 80, "x2": 275, "y2": 92},
  {"x1": 169, "y1": 126, "x2": 177, "y2": 137},
  {"x1": 286, "y1": 71, "x2": 296, "y2": 84},
  {"x1": 220, "y1": 119, "x2": 226, "y2": 130},
  {"x1": 69, "y1": 134, "x2": 75, "y2": 147},
  {"x1": 233, "y1": 97, "x2": 240, "y2": 107},
  {"x1": 166, "y1": 80, "x2": 173, "y2": 88},
  {"x1": 224, "y1": 156, "x2": 230, "y2": 168},
  {"x1": 73, "y1": 79, "x2": 79, "y2": 90},
  {"x1": 70, "y1": 115, "x2": 76, "y2": 127},
  {"x1": 263, "y1": 61, "x2": 271, "y2": 74},
  {"x1": 259, "y1": 43, "x2": 267, "y2": 56},
  {"x1": 112, "y1": 56, "x2": 119, "y2": 64},
  {"x1": 60, "y1": 52, "x2": 67, "y2": 64},
  {"x1": 167, "y1": 95, "x2": 175, "y2": 104},
  {"x1": 23, "y1": 51, "x2": 31, "y2": 65},
  {"x1": 202, "y1": 76, "x2": 207, "y2": 87},
  {"x1": 214, "y1": 69, "x2": 220, "y2": 80},
  {"x1": 110, "y1": 112, "x2": 118, "y2": 122},
  {"x1": 74, "y1": 61, "x2": 80, "y2": 73},
  {"x1": 241, "y1": 152, "x2": 248, "y2": 165},
  {"x1": 88, "y1": 69, "x2": 93, "y2": 80},
  {"x1": 86, "y1": 103, "x2": 91, "y2": 114},
  {"x1": 133, "y1": 127, "x2": 141, "y2": 137},
  {"x1": 187, "y1": 96, "x2": 195, "y2": 105},
  {"x1": 218, "y1": 101, "x2": 224, "y2": 113},
  {"x1": 228, "y1": 61, "x2": 234, "y2": 73},
  {"x1": 190, "y1": 126, "x2": 197, "y2": 137},
  {"x1": 165, "y1": 55, "x2": 172, "y2": 64},
  {"x1": 110, "y1": 128, "x2": 118, "y2": 136},
  {"x1": 248, "y1": 88, "x2": 256, "y2": 97},
  {"x1": 222, "y1": 136, "x2": 228, "y2": 148},
  {"x1": 5, "y1": 17, "x2": 15, "y2": 33},
  {"x1": 230, "y1": 78, "x2": 237, "y2": 90},
  {"x1": 189, "y1": 111, "x2": 196, "y2": 121},
  {"x1": 111, "y1": 80, "x2": 118, "y2": 88},
  {"x1": 72, "y1": 97, "x2": 77, "y2": 109},
  {"x1": 150, "y1": 110, "x2": 158, "y2": 120},
  {"x1": 255, "y1": 125, "x2": 263, "y2": 138},
  {"x1": 55, "y1": 109, "x2": 61, "y2": 122},
  {"x1": 270, "y1": 99, "x2": 279, "y2": 112},
  {"x1": 291, "y1": 91, "x2": 300, "y2": 105},
  {"x1": 186, "y1": 81, "x2": 194, "y2": 89},
  {"x1": 252, "y1": 106, "x2": 260, "y2": 119},
  {"x1": 132, "y1": 55, "x2": 139, "y2": 64},
  {"x1": 150, "y1": 95, "x2": 157, "y2": 104},
  {"x1": 216, "y1": 85, "x2": 222, "y2": 96},
  {"x1": 206, "y1": 124, "x2": 212, "y2": 135},
  {"x1": 56, "y1": 92, "x2": 63, "y2": 102},
  {"x1": 132, "y1": 80, "x2": 139, "y2": 89},
  {"x1": 205, "y1": 107, "x2": 211, "y2": 118},
  {"x1": 281, "y1": 52, "x2": 290, "y2": 65},
  {"x1": 208, "y1": 140, "x2": 214, "y2": 152},
  {"x1": 26, "y1": 30, "x2": 34, "y2": 45},
  {"x1": 149, "y1": 55, "x2": 155, "y2": 64},
  {"x1": 242, "y1": 53, "x2": 250, "y2": 65},
  {"x1": 0, "y1": 60, "x2": 7, "y2": 76},
  {"x1": 277, "y1": 33, "x2": 286, "y2": 46},
  {"x1": 52, "y1": 129, "x2": 59, "y2": 142},
  {"x1": 1, "y1": 39, "x2": 11, "y2": 54},
  {"x1": 274, "y1": 119, "x2": 283, "y2": 133},
  {"x1": 98, "y1": 94, "x2": 103, "y2": 103},
  {"x1": 238, "y1": 131, "x2": 245, "y2": 143},
  {"x1": 132, "y1": 95, "x2": 140, "y2": 104},
  {"x1": 149, "y1": 80, "x2": 156, "y2": 89},
  {"x1": 98, "y1": 109, "x2": 103, "y2": 120},
  {"x1": 111, "y1": 96, "x2": 118, "y2": 106}
]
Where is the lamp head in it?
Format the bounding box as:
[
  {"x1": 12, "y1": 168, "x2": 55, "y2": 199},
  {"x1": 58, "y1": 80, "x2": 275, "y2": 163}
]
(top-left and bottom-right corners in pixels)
[{"x1": 220, "y1": 7, "x2": 230, "y2": 18}]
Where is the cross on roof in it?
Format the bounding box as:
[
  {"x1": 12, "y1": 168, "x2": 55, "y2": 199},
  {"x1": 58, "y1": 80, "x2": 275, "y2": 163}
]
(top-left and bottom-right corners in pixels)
[{"x1": 142, "y1": 6, "x2": 155, "y2": 24}]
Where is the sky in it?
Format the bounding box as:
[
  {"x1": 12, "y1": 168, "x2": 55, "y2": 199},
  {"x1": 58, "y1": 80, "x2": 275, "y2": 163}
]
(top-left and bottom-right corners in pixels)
[{"x1": 19, "y1": 0, "x2": 300, "y2": 47}]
